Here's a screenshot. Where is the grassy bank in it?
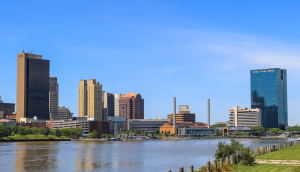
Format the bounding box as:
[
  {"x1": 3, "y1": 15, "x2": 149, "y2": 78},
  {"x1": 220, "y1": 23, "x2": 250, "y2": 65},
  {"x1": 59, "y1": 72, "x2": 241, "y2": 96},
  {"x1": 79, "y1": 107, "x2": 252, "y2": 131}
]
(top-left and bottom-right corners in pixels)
[
  {"x1": 258, "y1": 145, "x2": 300, "y2": 160},
  {"x1": 232, "y1": 164, "x2": 300, "y2": 172},
  {"x1": 1, "y1": 134, "x2": 68, "y2": 140}
]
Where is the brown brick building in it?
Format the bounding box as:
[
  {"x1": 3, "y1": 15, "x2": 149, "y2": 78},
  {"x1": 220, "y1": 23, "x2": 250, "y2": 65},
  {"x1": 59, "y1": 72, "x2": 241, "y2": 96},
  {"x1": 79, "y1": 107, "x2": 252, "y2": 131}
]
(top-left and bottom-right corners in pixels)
[
  {"x1": 89, "y1": 121, "x2": 110, "y2": 137},
  {"x1": 167, "y1": 113, "x2": 195, "y2": 123},
  {"x1": 119, "y1": 92, "x2": 144, "y2": 130}
]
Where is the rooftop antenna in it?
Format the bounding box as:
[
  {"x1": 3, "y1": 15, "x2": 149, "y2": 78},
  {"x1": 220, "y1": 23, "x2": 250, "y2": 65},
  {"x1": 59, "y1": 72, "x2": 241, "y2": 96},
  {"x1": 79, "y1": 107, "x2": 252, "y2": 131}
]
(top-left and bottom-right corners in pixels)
[{"x1": 22, "y1": 47, "x2": 25, "y2": 53}]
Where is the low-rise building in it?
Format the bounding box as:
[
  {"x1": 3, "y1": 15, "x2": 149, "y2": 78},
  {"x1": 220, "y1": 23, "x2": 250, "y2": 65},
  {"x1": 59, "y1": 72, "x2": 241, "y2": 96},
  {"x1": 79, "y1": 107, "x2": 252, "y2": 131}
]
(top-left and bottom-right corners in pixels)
[
  {"x1": 128, "y1": 118, "x2": 170, "y2": 132},
  {"x1": 0, "y1": 119, "x2": 17, "y2": 126},
  {"x1": 108, "y1": 116, "x2": 126, "y2": 133},
  {"x1": 89, "y1": 121, "x2": 110, "y2": 136},
  {"x1": 222, "y1": 126, "x2": 252, "y2": 136},
  {"x1": 160, "y1": 122, "x2": 211, "y2": 135},
  {"x1": 52, "y1": 119, "x2": 90, "y2": 133},
  {"x1": 178, "y1": 127, "x2": 214, "y2": 137},
  {"x1": 20, "y1": 118, "x2": 46, "y2": 128},
  {"x1": 229, "y1": 106, "x2": 262, "y2": 127}
]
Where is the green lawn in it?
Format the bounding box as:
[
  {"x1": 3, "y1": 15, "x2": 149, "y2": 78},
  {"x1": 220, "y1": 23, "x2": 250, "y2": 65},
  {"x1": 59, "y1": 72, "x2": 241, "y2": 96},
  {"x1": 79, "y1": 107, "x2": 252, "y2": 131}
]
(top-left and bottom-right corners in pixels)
[
  {"x1": 2, "y1": 134, "x2": 68, "y2": 140},
  {"x1": 232, "y1": 164, "x2": 300, "y2": 172},
  {"x1": 258, "y1": 145, "x2": 300, "y2": 160}
]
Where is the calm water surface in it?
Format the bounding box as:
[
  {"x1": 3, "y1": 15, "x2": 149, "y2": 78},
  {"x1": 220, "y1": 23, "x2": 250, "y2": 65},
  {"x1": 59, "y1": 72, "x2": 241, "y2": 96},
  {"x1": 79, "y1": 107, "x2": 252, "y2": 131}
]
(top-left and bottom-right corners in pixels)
[{"x1": 0, "y1": 138, "x2": 297, "y2": 172}]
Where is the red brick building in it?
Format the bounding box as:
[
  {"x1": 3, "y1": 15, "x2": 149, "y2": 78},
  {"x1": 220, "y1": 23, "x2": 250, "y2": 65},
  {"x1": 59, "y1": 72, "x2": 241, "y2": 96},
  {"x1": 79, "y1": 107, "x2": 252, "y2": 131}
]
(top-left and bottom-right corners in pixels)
[{"x1": 119, "y1": 92, "x2": 144, "y2": 130}]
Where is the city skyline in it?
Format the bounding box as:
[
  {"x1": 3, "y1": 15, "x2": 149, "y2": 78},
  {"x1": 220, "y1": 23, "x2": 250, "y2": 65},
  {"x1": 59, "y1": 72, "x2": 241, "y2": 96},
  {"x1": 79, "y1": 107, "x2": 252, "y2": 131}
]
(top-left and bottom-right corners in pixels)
[{"x1": 2, "y1": 1, "x2": 300, "y2": 125}]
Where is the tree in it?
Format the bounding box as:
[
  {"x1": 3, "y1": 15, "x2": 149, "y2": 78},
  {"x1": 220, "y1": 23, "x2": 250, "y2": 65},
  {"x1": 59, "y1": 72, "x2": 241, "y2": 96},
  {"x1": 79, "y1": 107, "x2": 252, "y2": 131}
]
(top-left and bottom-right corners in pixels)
[
  {"x1": 31, "y1": 127, "x2": 40, "y2": 134},
  {"x1": 75, "y1": 127, "x2": 83, "y2": 138},
  {"x1": 18, "y1": 125, "x2": 26, "y2": 136},
  {"x1": 155, "y1": 129, "x2": 160, "y2": 135},
  {"x1": 250, "y1": 126, "x2": 265, "y2": 136},
  {"x1": 92, "y1": 130, "x2": 98, "y2": 138},
  {"x1": 215, "y1": 138, "x2": 255, "y2": 166},
  {"x1": 25, "y1": 126, "x2": 31, "y2": 135},
  {"x1": 0, "y1": 124, "x2": 4, "y2": 138},
  {"x1": 88, "y1": 133, "x2": 95, "y2": 138},
  {"x1": 235, "y1": 131, "x2": 240, "y2": 136},
  {"x1": 41, "y1": 126, "x2": 51, "y2": 136},
  {"x1": 55, "y1": 128, "x2": 61, "y2": 137}
]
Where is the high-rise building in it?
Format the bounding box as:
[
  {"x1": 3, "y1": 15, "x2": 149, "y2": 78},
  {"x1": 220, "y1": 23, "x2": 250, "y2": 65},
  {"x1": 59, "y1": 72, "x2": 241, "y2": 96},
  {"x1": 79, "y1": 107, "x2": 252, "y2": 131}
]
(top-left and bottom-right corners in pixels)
[
  {"x1": 114, "y1": 93, "x2": 122, "y2": 117},
  {"x1": 251, "y1": 68, "x2": 288, "y2": 129},
  {"x1": 103, "y1": 92, "x2": 114, "y2": 121},
  {"x1": 78, "y1": 80, "x2": 87, "y2": 117},
  {"x1": 49, "y1": 77, "x2": 59, "y2": 120},
  {"x1": 119, "y1": 92, "x2": 144, "y2": 130},
  {"x1": 78, "y1": 79, "x2": 102, "y2": 120},
  {"x1": 17, "y1": 50, "x2": 50, "y2": 122},
  {"x1": 87, "y1": 79, "x2": 102, "y2": 120},
  {"x1": 229, "y1": 106, "x2": 262, "y2": 127},
  {"x1": 58, "y1": 106, "x2": 73, "y2": 120}
]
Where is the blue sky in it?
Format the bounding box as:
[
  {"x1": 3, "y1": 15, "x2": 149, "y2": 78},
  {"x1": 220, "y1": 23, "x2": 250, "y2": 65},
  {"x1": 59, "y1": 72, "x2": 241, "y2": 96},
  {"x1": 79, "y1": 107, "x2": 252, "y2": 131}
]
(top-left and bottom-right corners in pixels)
[{"x1": 1, "y1": 1, "x2": 300, "y2": 125}]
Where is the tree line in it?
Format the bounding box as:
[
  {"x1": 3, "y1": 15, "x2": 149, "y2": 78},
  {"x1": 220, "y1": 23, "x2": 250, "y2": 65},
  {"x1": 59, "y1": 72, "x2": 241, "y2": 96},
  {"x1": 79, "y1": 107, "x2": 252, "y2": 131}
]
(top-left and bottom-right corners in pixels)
[{"x1": 0, "y1": 124, "x2": 83, "y2": 138}]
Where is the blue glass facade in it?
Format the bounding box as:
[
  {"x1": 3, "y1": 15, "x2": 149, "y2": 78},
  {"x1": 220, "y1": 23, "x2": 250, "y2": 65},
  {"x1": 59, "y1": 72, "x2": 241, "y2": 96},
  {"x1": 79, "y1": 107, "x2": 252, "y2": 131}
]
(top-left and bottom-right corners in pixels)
[{"x1": 251, "y1": 68, "x2": 287, "y2": 130}]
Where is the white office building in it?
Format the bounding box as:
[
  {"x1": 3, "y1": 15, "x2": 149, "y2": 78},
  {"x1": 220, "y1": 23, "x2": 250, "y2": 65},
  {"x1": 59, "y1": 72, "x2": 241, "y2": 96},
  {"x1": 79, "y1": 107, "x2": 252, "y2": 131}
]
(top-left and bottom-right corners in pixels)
[{"x1": 229, "y1": 106, "x2": 262, "y2": 127}]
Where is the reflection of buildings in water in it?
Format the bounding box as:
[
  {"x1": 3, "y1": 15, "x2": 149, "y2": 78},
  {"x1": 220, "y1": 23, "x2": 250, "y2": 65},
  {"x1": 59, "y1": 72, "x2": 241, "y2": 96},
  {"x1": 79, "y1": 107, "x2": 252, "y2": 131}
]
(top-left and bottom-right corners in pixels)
[
  {"x1": 75, "y1": 142, "x2": 109, "y2": 170},
  {"x1": 14, "y1": 142, "x2": 58, "y2": 171}
]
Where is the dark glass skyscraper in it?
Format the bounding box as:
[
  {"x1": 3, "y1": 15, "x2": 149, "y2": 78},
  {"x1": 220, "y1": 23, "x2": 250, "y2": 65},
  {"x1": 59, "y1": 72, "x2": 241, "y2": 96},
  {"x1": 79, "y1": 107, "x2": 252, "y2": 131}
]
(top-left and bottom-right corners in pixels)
[
  {"x1": 250, "y1": 68, "x2": 287, "y2": 129},
  {"x1": 17, "y1": 51, "x2": 50, "y2": 121}
]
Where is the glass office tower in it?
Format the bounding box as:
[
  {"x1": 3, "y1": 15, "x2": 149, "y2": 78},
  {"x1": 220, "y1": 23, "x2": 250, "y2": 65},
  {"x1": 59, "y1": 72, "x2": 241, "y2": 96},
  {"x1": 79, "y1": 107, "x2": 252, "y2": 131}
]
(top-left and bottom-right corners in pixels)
[{"x1": 250, "y1": 68, "x2": 287, "y2": 130}]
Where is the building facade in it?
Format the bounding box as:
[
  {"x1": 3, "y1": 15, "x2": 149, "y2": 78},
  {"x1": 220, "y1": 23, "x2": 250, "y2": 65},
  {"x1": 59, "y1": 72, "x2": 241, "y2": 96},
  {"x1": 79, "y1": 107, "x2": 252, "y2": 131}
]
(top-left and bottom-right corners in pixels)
[
  {"x1": 52, "y1": 119, "x2": 90, "y2": 133},
  {"x1": 128, "y1": 119, "x2": 170, "y2": 132},
  {"x1": 17, "y1": 51, "x2": 50, "y2": 122},
  {"x1": 178, "y1": 105, "x2": 190, "y2": 113},
  {"x1": 0, "y1": 98, "x2": 15, "y2": 117},
  {"x1": 49, "y1": 77, "x2": 59, "y2": 120},
  {"x1": 114, "y1": 93, "x2": 122, "y2": 117},
  {"x1": 119, "y1": 92, "x2": 144, "y2": 130},
  {"x1": 251, "y1": 68, "x2": 288, "y2": 129},
  {"x1": 103, "y1": 92, "x2": 114, "y2": 121},
  {"x1": 78, "y1": 80, "x2": 87, "y2": 117},
  {"x1": 167, "y1": 113, "x2": 195, "y2": 123},
  {"x1": 78, "y1": 79, "x2": 102, "y2": 120},
  {"x1": 58, "y1": 106, "x2": 73, "y2": 120},
  {"x1": 108, "y1": 116, "x2": 126, "y2": 133},
  {"x1": 229, "y1": 106, "x2": 262, "y2": 127}
]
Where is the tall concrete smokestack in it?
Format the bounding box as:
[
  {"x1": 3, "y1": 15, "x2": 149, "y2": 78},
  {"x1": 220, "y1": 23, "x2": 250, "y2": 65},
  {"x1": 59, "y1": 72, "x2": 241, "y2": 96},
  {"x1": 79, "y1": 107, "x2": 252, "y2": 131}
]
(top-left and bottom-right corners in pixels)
[
  {"x1": 173, "y1": 97, "x2": 176, "y2": 127},
  {"x1": 207, "y1": 99, "x2": 210, "y2": 128}
]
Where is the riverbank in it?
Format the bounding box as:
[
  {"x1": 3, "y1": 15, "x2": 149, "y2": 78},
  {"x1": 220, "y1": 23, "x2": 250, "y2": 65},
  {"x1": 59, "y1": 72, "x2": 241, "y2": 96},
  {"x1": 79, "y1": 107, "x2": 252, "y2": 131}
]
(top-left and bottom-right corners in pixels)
[
  {"x1": 0, "y1": 134, "x2": 71, "y2": 142},
  {"x1": 231, "y1": 140, "x2": 300, "y2": 172}
]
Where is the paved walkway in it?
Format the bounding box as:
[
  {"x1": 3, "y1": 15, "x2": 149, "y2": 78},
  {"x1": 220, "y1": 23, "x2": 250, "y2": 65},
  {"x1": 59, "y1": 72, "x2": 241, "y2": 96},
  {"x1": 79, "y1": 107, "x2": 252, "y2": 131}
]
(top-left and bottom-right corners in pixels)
[{"x1": 256, "y1": 159, "x2": 300, "y2": 166}]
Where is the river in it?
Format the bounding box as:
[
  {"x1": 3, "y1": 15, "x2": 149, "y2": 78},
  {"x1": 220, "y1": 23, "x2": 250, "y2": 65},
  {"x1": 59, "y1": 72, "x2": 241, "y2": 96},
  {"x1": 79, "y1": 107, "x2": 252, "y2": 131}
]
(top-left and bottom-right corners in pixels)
[{"x1": 0, "y1": 138, "x2": 297, "y2": 172}]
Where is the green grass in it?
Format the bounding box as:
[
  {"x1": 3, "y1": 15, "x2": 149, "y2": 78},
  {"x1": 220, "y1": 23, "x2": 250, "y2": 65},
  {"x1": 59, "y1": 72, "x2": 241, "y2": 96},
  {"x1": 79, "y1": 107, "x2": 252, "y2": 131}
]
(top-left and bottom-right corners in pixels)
[
  {"x1": 258, "y1": 145, "x2": 300, "y2": 160},
  {"x1": 232, "y1": 164, "x2": 300, "y2": 172},
  {"x1": 3, "y1": 134, "x2": 68, "y2": 140}
]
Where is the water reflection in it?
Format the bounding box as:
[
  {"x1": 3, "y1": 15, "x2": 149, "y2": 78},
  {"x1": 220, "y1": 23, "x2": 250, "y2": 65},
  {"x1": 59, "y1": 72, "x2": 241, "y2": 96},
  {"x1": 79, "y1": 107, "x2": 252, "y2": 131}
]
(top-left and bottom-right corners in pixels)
[
  {"x1": 0, "y1": 138, "x2": 296, "y2": 172},
  {"x1": 14, "y1": 142, "x2": 59, "y2": 171}
]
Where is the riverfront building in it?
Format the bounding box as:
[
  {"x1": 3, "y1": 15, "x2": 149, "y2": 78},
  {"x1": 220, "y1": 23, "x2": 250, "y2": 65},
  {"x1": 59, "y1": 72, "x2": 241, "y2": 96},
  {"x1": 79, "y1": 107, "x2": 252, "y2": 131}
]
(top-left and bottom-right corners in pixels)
[
  {"x1": 49, "y1": 77, "x2": 59, "y2": 120},
  {"x1": 17, "y1": 50, "x2": 50, "y2": 122},
  {"x1": 128, "y1": 119, "x2": 170, "y2": 132},
  {"x1": 229, "y1": 106, "x2": 262, "y2": 127},
  {"x1": 78, "y1": 79, "x2": 102, "y2": 120},
  {"x1": 119, "y1": 92, "x2": 144, "y2": 130},
  {"x1": 160, "y1": 122, "x2": 210, "y2": 135},
  {"x1": 251, "y1": 68, "x2": 288, "y2": 129},
  {"x1": 108, "y1": 116, "x2": 126, "y2": 133}
]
